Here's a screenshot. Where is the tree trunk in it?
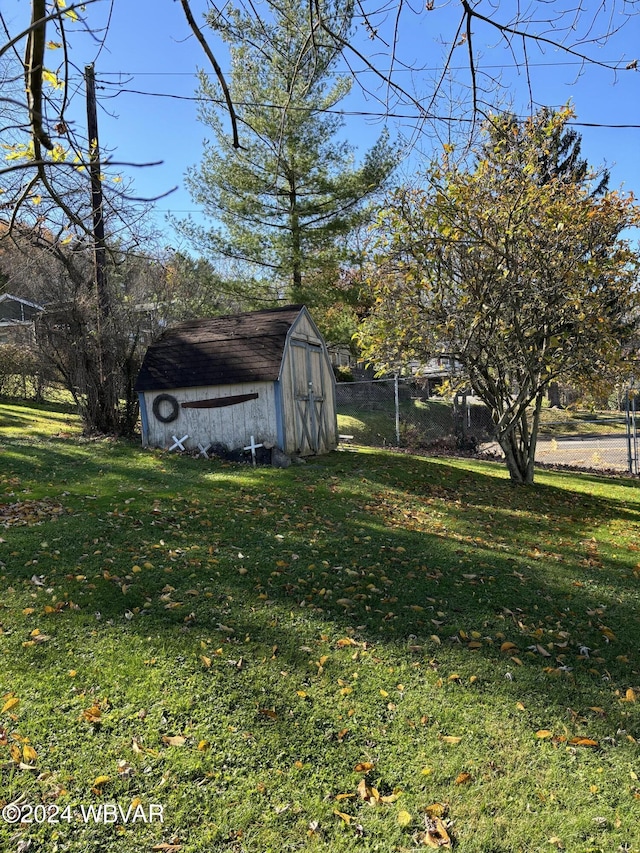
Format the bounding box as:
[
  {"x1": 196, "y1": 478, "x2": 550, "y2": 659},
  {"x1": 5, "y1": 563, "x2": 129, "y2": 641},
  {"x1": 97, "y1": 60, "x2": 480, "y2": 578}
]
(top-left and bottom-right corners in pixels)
[{"x1": 498, "y1": 394, "x2": 545, "y2": 484}]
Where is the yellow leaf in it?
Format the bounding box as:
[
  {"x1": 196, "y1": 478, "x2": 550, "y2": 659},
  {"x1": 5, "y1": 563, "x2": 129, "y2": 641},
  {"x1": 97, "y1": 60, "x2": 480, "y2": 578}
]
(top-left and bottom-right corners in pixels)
[
  {"x1": 455, "y1": 772, "x2": 472, "y2": 785},
  {"x1": 500, "y1": 641, "x2": 517, "y2": 653},
  {"x1": 1, "y1": 697, "x2": 19, "y2": 713},
  {"x1": 23, "y1": 745, "x2": 37, "y2": 763},
  {"x1": 397, "y1": 809, "x2": 412, "y2": 827},
  {"x1": 93, "y1": 775, "x2": 110, "y2": 787},
  {"x1": 430, "y1": 634, "x2": 441, "y2": 645},
  {"x1": 379, "y1": 689, "x2": 389, "y2": 698},
  {"x1": 424, "y1": 802, "x2": 448, "y2": 818},
  {"x1": 42, "y1": 69, "x2": 64, "y2": 89},
  {"x1": 198, "y1": 740, "x2": 210, "y2": 751},
  {"x1": 82, "y1": 705, "x2": 101, "y2": 724},
  {"x1": 334, "y1": 810, "x2": 352, "y2": 823},
  {"x1": 354, "y1": 761, "x2": 374, "y2": 773},
  {"x1": 536, "y1": 730, "x2": 553, "y2": 739},
  {"x1": 440, "y1": 736, "x2": 462, "y2": 744},
  {"x1": 162, "y1": 735, "x2": 186, "y2": 746},
  {"x1": 200, "y1": 655, "x2": 211, "y2": 668},
  {"x1": 625, "y1": 688, "x2": 637, "y2": 703},
  {"x1": 516, "y1": 702, "x2": 526, "y2": 711},
  {"x1": 334, "y1": 793, "x2": 355, "y2": 801},
  {"x1": 380, "y1": 791, "x2": 401, "y2": 803},
  {"x1": 22, "y1": 608, "x2": 35, "y2": 616},
  {"x1": 336, "y1": 637, "x2": 357, "y2": 648}
]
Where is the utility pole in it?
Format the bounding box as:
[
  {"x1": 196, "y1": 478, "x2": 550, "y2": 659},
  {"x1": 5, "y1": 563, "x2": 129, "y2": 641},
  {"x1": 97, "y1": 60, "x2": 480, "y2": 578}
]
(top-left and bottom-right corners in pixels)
[
  {"x1": 84, "y1": 63, "x2": 116, "y2": 431},
  {"x1": 84, "y1": 63, "x2": 109, "y2": 318}
]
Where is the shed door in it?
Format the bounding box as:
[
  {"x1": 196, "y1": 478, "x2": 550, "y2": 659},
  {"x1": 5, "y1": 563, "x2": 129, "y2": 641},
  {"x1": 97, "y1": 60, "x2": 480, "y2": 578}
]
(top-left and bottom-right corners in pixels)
[{"x1": 291, "y1": 341, "x2": 326, "y2": 454}]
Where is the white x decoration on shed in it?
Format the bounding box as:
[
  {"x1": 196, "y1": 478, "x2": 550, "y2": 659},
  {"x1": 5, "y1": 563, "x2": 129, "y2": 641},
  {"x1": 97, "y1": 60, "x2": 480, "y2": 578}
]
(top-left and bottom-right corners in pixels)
[{"x1": 134, "y1": 305, "x2": 338, "y2": 457}]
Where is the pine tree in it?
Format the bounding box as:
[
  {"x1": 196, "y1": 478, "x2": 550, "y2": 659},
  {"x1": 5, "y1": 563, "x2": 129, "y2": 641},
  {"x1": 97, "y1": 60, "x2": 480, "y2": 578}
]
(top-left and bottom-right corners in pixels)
[
  {"x1": 181, "y1": 0, "x2": 397, "y2": 307},
  {"x1": 484, "y1": 107, "x2": 609, "y2": 195}
]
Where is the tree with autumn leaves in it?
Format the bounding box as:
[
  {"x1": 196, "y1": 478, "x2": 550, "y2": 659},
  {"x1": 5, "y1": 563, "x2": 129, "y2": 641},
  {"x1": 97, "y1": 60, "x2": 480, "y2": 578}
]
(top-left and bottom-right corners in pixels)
[{"x1": 359, "y1": 109, "x2": 640, "y2": 484}]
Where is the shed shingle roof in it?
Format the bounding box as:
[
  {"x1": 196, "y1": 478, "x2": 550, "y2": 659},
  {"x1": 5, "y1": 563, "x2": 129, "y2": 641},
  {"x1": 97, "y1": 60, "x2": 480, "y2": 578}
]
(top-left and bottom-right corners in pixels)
[{"x1": 134, "y1": 305, "x2": 305, "y2": 392}]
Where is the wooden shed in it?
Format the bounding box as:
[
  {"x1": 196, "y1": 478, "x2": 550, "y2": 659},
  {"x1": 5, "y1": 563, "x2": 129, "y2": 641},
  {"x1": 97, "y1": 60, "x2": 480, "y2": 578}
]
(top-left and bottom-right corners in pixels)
[{"x1": 134, "y1": 305, "x2": 338, "y2": 457}]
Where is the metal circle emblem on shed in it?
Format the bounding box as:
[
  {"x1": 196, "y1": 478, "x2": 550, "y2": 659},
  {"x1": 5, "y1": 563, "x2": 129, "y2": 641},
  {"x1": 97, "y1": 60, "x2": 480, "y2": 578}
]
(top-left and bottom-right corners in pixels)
[{"x1": 152, "y1": 393, "x2": 180, "y2": 423}]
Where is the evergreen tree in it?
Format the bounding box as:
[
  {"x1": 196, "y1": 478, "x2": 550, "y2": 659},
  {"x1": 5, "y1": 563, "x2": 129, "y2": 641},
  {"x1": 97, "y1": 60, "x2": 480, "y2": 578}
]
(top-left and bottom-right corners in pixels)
[
  {"x1": 181, "y1": 0, "x2": 398, "y2": 307},
  {"x1": 484, "y1": 106, "x2": 609, "y2": 195}
]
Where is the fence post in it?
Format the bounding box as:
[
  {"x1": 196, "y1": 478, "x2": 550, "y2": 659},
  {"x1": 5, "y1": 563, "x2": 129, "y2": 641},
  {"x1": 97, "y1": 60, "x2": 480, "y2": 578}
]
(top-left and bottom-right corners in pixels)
[
  {"x1": 627, "y1": 388, "x2": 638, "y2": 475},
  {"x1": 394, "y1": 374, "x2": 400, "y2": 446}
]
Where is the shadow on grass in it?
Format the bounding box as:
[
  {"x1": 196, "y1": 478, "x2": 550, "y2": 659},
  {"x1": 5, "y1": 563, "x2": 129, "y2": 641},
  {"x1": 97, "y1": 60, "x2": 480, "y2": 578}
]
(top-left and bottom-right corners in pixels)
[{"x1": 2, "y1": 441, "x2": 639, "y2": 714}]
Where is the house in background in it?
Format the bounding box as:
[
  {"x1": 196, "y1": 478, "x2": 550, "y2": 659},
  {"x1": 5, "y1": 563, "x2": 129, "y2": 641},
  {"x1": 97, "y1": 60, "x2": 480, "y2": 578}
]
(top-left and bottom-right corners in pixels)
[
  {"x1": 135, "y1": 305, "x2": 338, "y2": 457},
  {"x1": 0, "y1": 294, "x2": 44, "y2": 345}
]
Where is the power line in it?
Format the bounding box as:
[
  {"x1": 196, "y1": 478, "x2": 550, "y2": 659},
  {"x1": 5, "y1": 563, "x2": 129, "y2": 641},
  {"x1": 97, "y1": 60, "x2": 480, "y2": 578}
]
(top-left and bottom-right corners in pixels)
[
  {"x1": 91, "y1": 84, "x2": 640, "y2": 130},
  {"x1": 84, "y1": 58, "x2": 637, "y2": 76}
]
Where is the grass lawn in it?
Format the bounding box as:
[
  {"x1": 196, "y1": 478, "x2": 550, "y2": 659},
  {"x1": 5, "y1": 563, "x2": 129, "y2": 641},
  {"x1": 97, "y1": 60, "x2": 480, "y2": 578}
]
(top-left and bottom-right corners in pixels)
[{"x1": 1, "y1": 400, "x2": 639, "y2": 853}]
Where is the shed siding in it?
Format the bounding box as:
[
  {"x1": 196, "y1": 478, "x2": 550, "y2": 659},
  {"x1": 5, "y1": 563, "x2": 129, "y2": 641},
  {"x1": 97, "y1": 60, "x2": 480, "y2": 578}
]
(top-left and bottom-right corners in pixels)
[{"x1": 143, "y1": 382, "x2": 278, "y2": 451}]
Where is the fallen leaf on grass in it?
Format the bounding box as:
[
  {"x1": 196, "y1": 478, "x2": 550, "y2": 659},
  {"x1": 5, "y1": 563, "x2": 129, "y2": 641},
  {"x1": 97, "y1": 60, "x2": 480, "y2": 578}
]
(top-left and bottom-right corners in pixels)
[
  {"x1": 418, "y1": 815, "x2": 451, "y2": 848},
  {"x1": 22, "y1": 745, "x2": 37, "y2": 763},
  {"x1": 336, "y1": 637, "x2": 358, "y2": 648},
  {"x1": 536, "y1": 730, "x2": 553, "y2": 739},
  {"x1": 440, "y1": 736, "x2": 462, "y2": 745},
  {"x1": 93, "y1": 775, "x2": 110, "y2": 787},
  {"x1": 568, "y1": 737, "x2": 599, "y2": 748},
  {"x1": 334, "y1": 809, "x2": 352, "y2": 823},
  {"x1": 259, "y1": 708, "x2": 278, "y2": 720},
  {"x1": 397, "y1": 809, "x2": 412, "y2": 827},
  {"x1": 82, "y1": 705, "x2": 102, "y2": 724},
  {"x1": 357, "y1": 778, "x2": 379, "y2": 804},
  {"x1": 354, "y1": 761, "x2": 375, "y2": 773},
  {"x1": 424, "y1": 803, "x2": 448, "y2": 818},
  {"x1": 454, "y1": 772, "x2": 472, "y2": 785},
  {"x1": 1, "y1": 696, "x2": 19, "y2": 714},
  {"x1": 162, "y1": 735, "x2": 186, "y2": 747}
]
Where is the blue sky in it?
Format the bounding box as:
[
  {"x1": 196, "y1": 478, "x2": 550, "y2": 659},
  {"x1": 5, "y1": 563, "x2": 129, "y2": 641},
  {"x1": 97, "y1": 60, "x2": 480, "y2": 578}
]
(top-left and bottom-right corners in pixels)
[{"x1": 3, "y1": 0, "x2": 640, "y2": 245}]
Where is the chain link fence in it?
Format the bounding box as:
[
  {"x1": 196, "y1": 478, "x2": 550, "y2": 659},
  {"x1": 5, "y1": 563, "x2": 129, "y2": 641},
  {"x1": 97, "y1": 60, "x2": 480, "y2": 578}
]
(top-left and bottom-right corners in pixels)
[{"x1": 335, "y1": 378, "x2": 638, "y2": 475}]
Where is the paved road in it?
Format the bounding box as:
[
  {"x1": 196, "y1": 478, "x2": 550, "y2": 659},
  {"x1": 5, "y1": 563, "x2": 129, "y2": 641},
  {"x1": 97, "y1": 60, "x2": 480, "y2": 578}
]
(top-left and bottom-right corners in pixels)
[{"x1": 483, "y1": 434, "x2": 635, "y2": 473}]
